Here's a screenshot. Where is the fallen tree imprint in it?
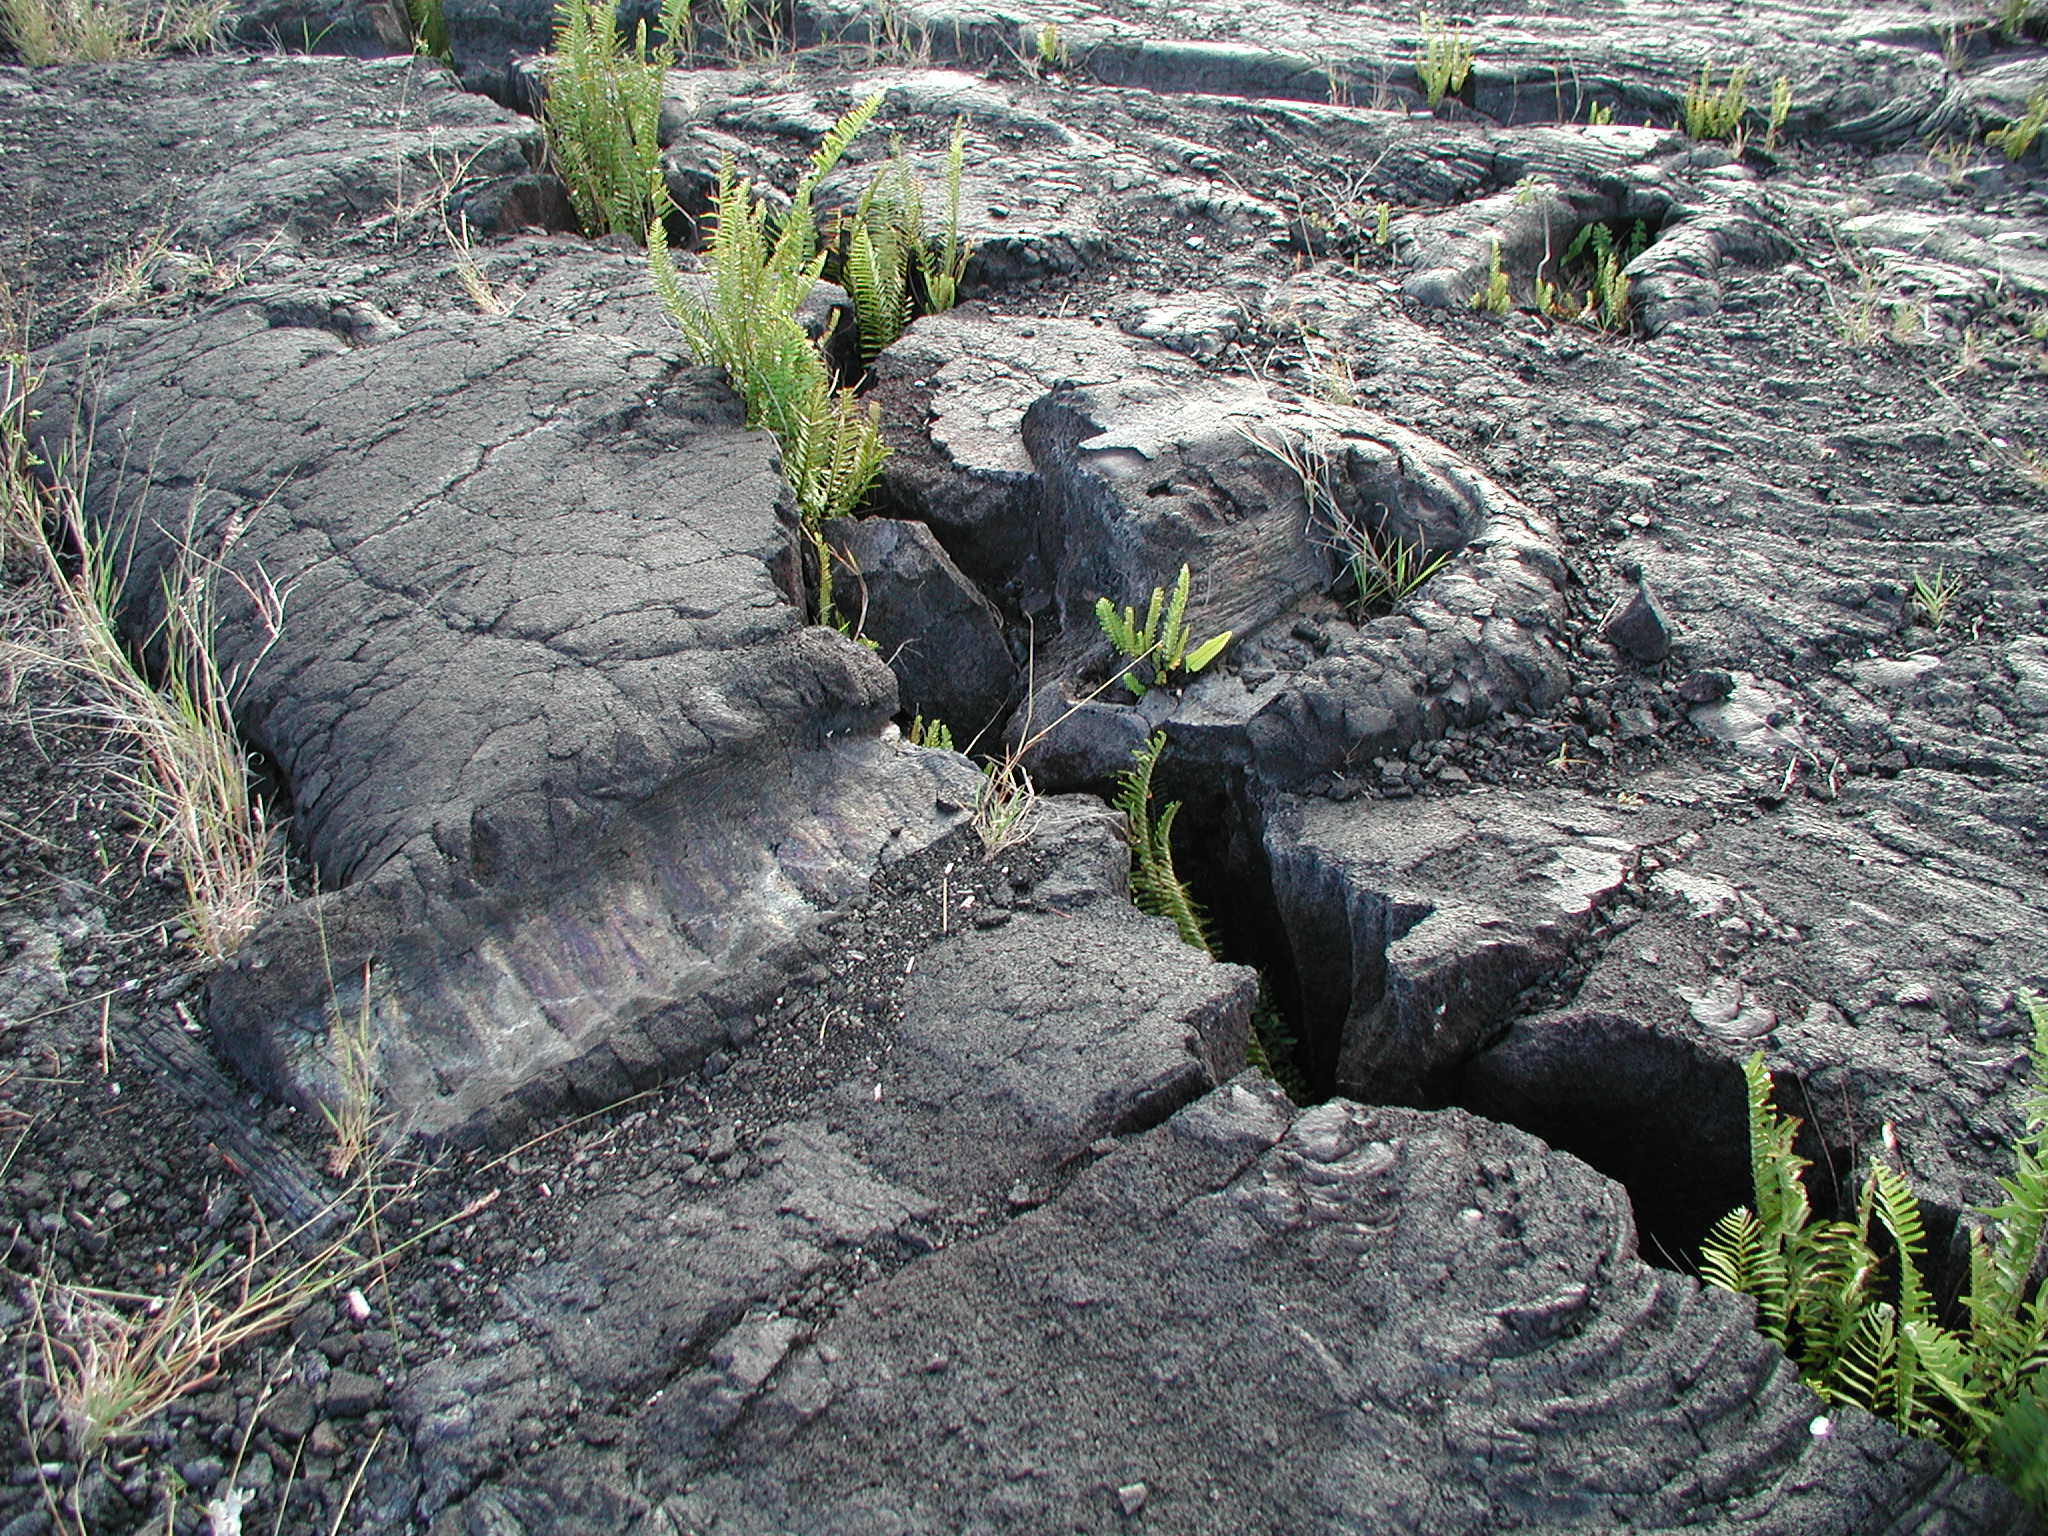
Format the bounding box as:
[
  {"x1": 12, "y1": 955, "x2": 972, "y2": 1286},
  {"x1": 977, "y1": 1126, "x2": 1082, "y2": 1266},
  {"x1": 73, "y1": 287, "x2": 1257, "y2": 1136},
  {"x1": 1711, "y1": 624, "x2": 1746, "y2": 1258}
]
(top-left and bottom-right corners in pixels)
[{"x1": 3, "y1": 3, "x2": 2046, "y2": 1531}]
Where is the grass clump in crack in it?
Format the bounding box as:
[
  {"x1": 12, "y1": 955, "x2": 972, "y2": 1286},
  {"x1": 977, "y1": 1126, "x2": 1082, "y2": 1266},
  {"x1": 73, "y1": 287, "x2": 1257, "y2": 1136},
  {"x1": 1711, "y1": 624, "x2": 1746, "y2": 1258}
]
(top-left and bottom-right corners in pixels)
[
  {"x1": 543, "y1": 0, "x2": 692, "y2": 241},
  {"x1": 1094, "y1": 563, "x2": 1232, "y2": 697},
  {"x1": 648, "y1": 93, "x2": 889, "y2": 629},
  {"x1": 1246, "y1": 428, "x2": 1452, "y2": 616},
  {"x1": 1702, "y1": 1003, "x2": 2048, "y2": 1513},
  {"x1": 2, "y1": 357, "x2": 290, "y2": 960},
  {"x1": 1910, "y1": 563, "x2": 1968, "y2": 631}
]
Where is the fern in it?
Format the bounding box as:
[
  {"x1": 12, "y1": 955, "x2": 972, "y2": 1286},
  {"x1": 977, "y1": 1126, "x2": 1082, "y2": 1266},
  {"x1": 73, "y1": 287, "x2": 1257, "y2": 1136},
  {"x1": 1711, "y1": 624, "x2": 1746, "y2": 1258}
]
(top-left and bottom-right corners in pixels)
[
  {"x1": 907, "y1": 714, "x2": 954, "y2": 750},
  {"x1": 1114, "y1": 733, "x2": 1216, "y2": 958},
  {"x1": 1093, "y1": 564, "x2": 1231, "y2": 697},
  {"x1": 830, "y1": 118, "x2": 975, "y2": 365},
  {"x1": 1683, "y1": 61, "x2": 1751, "y2": 142},
  {"x1": 1706, "y1": 1014, "x2": 2048, "y2": 1513},
  {"x1": 1993, "y1": 1382, "x2": 2048, "y2": 1504},
  {"x1": 543, "y1": 0, "x2": 672, "y2": 241},
  {"x1": 842, "y1": 152, "x2": 918, "y2": 361},
  {"x1": 1970, "y1": 1000, "x2": 2048, "y2": 1385},
  {"x1": 645, "y1": 96, "x2": 891, "y2": 627},
  {"x1": 918, "y1": 117, "x2": 973, "y2": 312}
]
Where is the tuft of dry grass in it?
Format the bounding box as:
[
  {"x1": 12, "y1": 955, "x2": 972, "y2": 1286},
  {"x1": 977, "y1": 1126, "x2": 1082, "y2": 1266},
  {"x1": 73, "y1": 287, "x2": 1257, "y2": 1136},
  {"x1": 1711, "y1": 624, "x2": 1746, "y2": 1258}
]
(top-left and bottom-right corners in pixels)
[
  {"x1": 1, "y1": 358, "x2": 292, "y2": 960},
  {"x1": 0, "y1": 0, "x2": 227, "y2": 63},
  {"x1": 25, "y1": 1214, "x2": 361, "y2": 1461}
]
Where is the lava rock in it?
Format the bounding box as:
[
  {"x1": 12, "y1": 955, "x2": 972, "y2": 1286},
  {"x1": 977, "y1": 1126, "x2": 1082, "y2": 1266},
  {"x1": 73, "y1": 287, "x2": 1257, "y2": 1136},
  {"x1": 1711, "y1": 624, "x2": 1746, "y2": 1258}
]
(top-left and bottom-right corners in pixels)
[{"x1": 1604, "y1": 580, "x2": 1674, "y2": 664}]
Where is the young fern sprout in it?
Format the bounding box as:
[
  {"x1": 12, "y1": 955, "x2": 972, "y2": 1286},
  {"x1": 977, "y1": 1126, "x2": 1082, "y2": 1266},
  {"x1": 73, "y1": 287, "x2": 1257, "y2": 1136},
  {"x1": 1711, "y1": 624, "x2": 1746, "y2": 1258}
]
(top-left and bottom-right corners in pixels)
[
  {"x1": 1114, "y1": 732, "x2": 1216, "y2": 957},
  {"x1": 1765, "y1": 75, "x2": 1792, "y2": 153},
  {"x1": 1682, "y1": 60, "x2": 1751, "y2": 141},
  {"x1": 1542, "y1": 219, "x2": 1649, "y2": 333},
  {"x1": 920, "y1": 118, "x2": 974, "y2": 311},
  {"x1": 1987, "y1": 92, "x2": 2048, "y2": 163},
  {"x1": 906, "y1": 713, "x2": 954, "y2": 750},
  {"x1": 1911, "y1": 564, "x2": 1967, "y2": 630},
  {"x1": 1469, "y1": 239, "x2": 1509, "y2": 314},
  {"x1": 1414, "y1": 11, "x2": 1474, "y2": 110},
  {"x1": 1094, "y1": 564, "x2": 1232, "y2": 697}
]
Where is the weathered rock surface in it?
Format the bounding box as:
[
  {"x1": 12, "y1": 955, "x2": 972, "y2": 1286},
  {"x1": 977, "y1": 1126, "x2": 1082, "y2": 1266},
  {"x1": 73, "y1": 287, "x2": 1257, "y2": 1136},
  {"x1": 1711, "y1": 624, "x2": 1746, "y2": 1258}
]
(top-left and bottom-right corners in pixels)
[
  {"x1": 871, "y1": 306, "x2": 1569, "y2": 787},
  {"x1": 820, "y1": 514, "x2": 1016, "y2": 744},
  {"x1": 7, "y1": 8, "x2": 2048, "y2": 1533},
  {"x1": 465, "y1": 1083, "x2": 2030, "y2": 1533},
  {"x1": 0, "y1": 56, "x2": 537, "y2": 337},
  {"x1": 33, "y1": 260, "x2": 978, "y2": 1139},
  {"x1": 396, "y1": 807, "x2": 1257, "y2": 1516}
]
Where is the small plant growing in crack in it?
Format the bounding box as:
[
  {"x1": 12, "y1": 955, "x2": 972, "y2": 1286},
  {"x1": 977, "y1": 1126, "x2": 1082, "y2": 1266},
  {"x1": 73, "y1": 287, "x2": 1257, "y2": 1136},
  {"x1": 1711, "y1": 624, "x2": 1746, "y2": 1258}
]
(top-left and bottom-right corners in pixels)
[
  {"x1": 971, "y1": 754, "x2": 1037, "y2": 856},
  {"x1": 648, "y1": 93, "x2": 890, "y2": 629},
  {"x1": 832, "y1": 118, "x2": 974, "y2": 364},
  {"x1": 1469, "y1": 239, "x2": 1510, "y2": 314},
  {"x1": 1245, "y1": 427, "x2": 1453, "y2": 617},
  {"x1": 1682, "y1": 60, "x2": 1751, "y2": 141},
  {"x1": 907, "y1": 713, "x2": 954, "y2": 750},
  {"x1": 1765, "y1": 74, "x2": 1792, "y2": 153},
  {"x1": 1539, "y1": 219, "x2": 1649, "y2": 333},
  {"x1": 1033, "y1": 19, "x2": 1067, "y2": 70},
  {"x1": 1414, "y1": 10, "x2": 1474, "y2": 109},
  {"x1": 1094, "y1": 564, "x2": 1233, "y2": 697},
  {"x1": 543, "y1": 0, "x2": 692, "y2": 241},
  {"x1": 1115, "y1": 731, "x2": 1216, "y2": 956},
  {"x1": 1988, "y1": 92, "x2": 2048, "y2": 162},
  {"x1": 1342, "y1": 526, "x2": 1451, "y2": 611},
  {"x1": 1910, "y1": 563, "x2": 1967, "y2": 630},
  {"x1": 1115, "y1": 734, "x2": 1296, "y2": 1085},
  {"x1": 1702, "y1": 1004, "x2": 2048, "y2": 1514}
]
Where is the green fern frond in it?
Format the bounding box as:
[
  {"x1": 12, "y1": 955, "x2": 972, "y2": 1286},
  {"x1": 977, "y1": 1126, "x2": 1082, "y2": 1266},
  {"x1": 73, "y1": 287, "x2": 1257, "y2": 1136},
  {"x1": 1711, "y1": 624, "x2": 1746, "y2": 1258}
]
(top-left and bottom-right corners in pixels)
[
  {"x1": 1899, "y1": 1317, "x2": 1991, "y2": 1444},
  {"x1": 907, "y1": 714, "x2": 954, "y2": 751},
  {"x1": 919, "y1": 117, "x2": 973, "y2": 311},
  {"x1": 1824, "y1": 1302, "x2": 1897, "y2": 1414},
  {"x1": 842, "y1": 184, "x2": 913, "y2": 361},
  {"x1": 1870, "y1": 1161, "x2": 1935, "y2": 1329},
  {"x1": 1709, "y1": 1025, "x2": 2048, "y2": 1503},
  {"x1": 1701, "y1": 1207, "x2": 1769, "y2": 1293},
  {"x1": 1991, "y1": 1382, "x2": 2048, "y2": 1505},
  {"x1": 1093, "y1": 565, "x2": 1230, "y2": 696},
  {"x1": 1741, "y1": 1054, "x2": 1812, "y2": 1245},
  {"x1": 645, "y1": 101, "x2": 888, "y2": 627},
  {"x1": 1114, "y1": 733, "x2": 1217, "y2": 958},
  {"x1": 1972, "y1": 1001, "x2": 2048, "y2": 1362}
]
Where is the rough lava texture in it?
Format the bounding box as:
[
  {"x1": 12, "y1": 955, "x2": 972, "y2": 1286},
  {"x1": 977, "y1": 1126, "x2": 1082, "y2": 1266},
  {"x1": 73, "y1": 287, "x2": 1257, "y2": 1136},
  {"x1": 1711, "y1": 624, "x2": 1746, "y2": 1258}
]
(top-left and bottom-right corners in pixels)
[
  {"x1": 476, "y1": 1083, "x2": 2030, "y2": 1535},
  {"x1": 35, "y1": 276, "x2": 985, "y2": 1140},
  {"x1": 4, "y1": 7, "x2": 2048, "y2": 1534}
]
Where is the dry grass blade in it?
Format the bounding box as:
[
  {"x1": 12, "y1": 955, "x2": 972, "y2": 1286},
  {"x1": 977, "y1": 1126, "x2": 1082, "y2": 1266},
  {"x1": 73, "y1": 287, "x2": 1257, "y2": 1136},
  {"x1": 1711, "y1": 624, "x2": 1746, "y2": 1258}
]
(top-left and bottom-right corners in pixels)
[
  {"x1": 26, "y1": 1202, "x2": 377, "y2": 1460},
  {"x1": 1, "y1": 431, "x2": 291, "y2": 959},
  {"x1": 971, "y1": 754, "x2": 1037, "y2": 857},
  {"x1": 0, "y1": 0, "x2": 228, "y2": 63}
]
